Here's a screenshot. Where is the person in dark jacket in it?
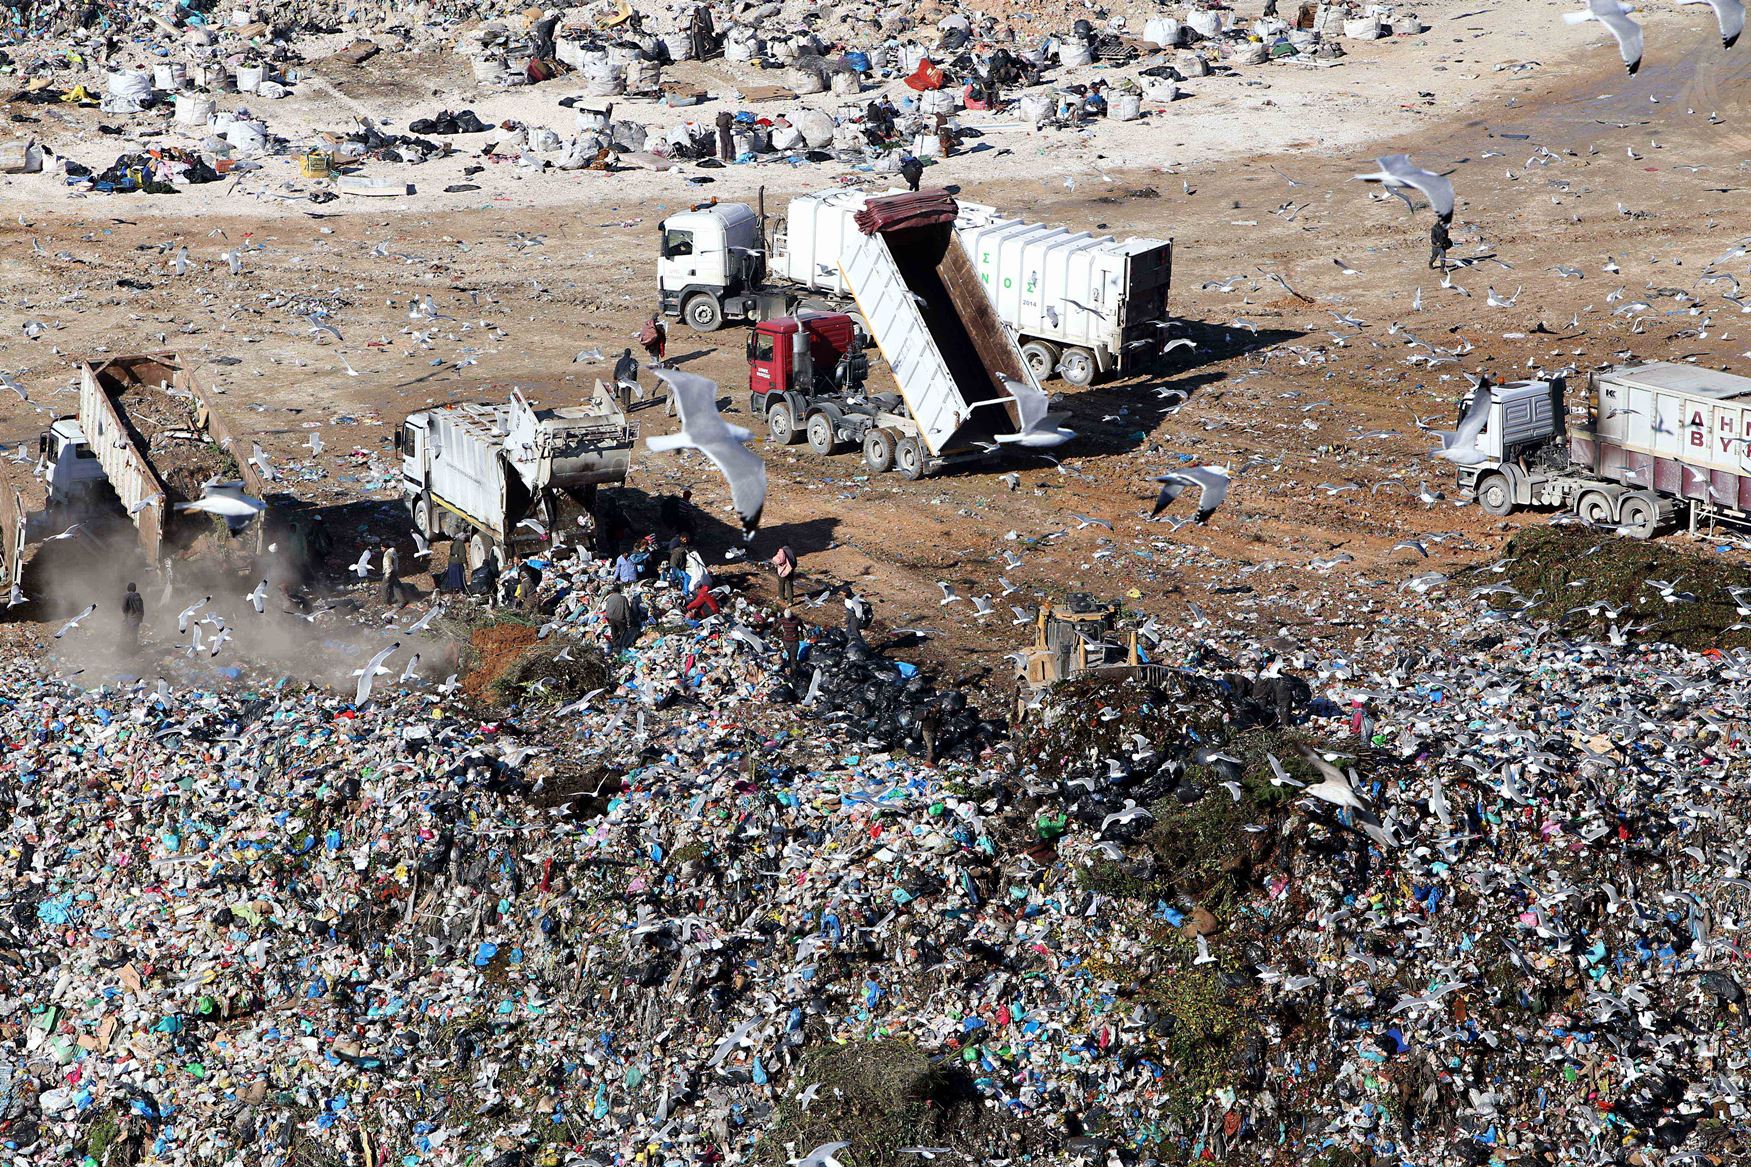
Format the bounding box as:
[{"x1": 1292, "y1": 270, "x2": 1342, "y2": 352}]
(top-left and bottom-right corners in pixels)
[
  {"x1": 778, "y1": 607, "x2": 802, "y2": 674},
  {"x1": 121, "y1": 581, "x2": 144, "y2": 651},
  {"x1": 614, "y1": 348, "x2": 640, "y2": 407},
  {"x1": 1429, "y1": 216, "x2": 1452, "y2": 270},
  {"x1": 899, "y1": 154, "x2": 924, "y2": 192}
]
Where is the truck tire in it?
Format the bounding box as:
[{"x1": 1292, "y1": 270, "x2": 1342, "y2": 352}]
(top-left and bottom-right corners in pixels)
[
  {"x1": 1619, "y1": 495, "x2": 1657, "y2": 539},
  {"x1": 806, "y1": 412, "x2": 840, "y2": 455},
  {"x1": 468, "y1": 532, "x2": 491, "y2": 572},
  {"x1": 1021, "y1": 339, "x2": 1060, "y2": 382},
  {"x1": 682, "y1": 293, "x2": 723, "y2": 333},
  {"x1": 410, "y1": 497, "x2": 433, "y2": 537},
  {"x1": 895, "y1": 437, "x2": 925, "y2": 480},
  {"x1": 1057, "y1": 347, "x2": 1096, "y2": 387},
  {"x1": 767, "y1": 401, "x2": 802, "y2": 445},
  {"x1": 1474, "y1": 473, "x2": 1515, "y2": 516},
  {"x1": 1576, "y1": 493, "x2": 1613, "y2": 527},
  {"x1": 863, "y1": 428, "x2": 896, "y2": 473}
]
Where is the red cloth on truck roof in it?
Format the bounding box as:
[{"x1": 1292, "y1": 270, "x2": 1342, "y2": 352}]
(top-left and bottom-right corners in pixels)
[
  {"x1": 854, "y1": 189, "x2": 958, "y2": 236},
  {"x1": 904, "y1": 57, "x2": 944, "y2": 90}
]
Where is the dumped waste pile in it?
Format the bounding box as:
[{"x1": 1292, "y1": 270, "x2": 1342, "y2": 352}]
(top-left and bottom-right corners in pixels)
[{"x1": 7, "y1": 536, "x2": 1751, "y2": 1167}]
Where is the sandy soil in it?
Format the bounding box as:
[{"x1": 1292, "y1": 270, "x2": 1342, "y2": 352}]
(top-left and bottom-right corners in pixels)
[{"x1": 2, "y1": 0, "x2": 1748, "y2": 685}]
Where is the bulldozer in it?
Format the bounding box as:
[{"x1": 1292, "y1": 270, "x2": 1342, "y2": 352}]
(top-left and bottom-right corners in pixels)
[{"x1": 1014, "y1": 595, "x2": 1154, "y2": 704}]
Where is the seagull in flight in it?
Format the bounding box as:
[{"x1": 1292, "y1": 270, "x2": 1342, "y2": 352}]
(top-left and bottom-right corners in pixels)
[
  {"x1": 1678, "y1": 0, "x2": 1743, "y2": 48},
  {"x1": 1353, "y1": 154, "x2": 1456, "y2": 219},
  {"x1": 650, "y1": 369, "x2": 767, "y2": 541},
  {"x1": 990, "y1": 374, "x2": 1075, "y2": 448},
  {"x1": 1151, "y1": 465, "x2": 1232, "y2": 523},
  {"x1": 1565, "y1": 0, "x2": 1644, "y2": 75}
]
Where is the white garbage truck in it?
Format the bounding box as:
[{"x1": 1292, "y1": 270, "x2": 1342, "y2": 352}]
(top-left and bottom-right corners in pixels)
[
  {"x1": 397, "y1": 384, "x2": 636, "y2": 568},
  {"x1": 1457, "y1": 362, "x2": 1751, "y2": 538},
  {"x1": 656, "y1": 189, "x2": 1173, "y2": 385}
]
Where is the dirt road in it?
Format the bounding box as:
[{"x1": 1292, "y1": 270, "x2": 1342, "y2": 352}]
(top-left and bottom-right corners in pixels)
[{"x1": 2, "y1": 14, "x2": 1747, "y2": 687}]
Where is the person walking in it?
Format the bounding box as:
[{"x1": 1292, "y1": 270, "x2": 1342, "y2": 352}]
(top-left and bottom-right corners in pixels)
[
  {"x1": 602, "y1": 582, "x2": 634, "y2": 649},
  {"x1": 613, "y1": 347, "x2": 640, "y2": 408},
  {"x1": 770, "y1": 544, "x2": 797, "y2": 605},
  {"x1": 380, "y1": 546, "x2": 407, "y2": 606},
  {"x1": 778, "y1": 607, "x2": 802, "y2": 675},
  {"x1": 640, "y1": 314, "x2": 667, "y2": 369},
  {"x1": 121, "y1": 581, "x2": 144, "y2": 652},
  {"x1": 1429, "y1": 216, "x2": 1452, "y2": 270},
  {"x1": 899, "y1": 153, "x2": 924, "y2": 192}
]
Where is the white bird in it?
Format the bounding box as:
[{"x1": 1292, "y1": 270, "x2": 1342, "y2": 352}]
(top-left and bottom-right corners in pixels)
[
  {"x1": 178, "y1": 596, "x2": 209, "y2": 632},
  {"x1": 1564, "y1": 0, "x2": 1644, "y2": 75},
  {"x1": 306, "y1": 431, "x2": 325, "y2": 457},
  {"x1": 936, "y1": 581, "x2": 962, "y2": 606},
  {"x1": 790, "y1": 1143, "x2": 850, "y2": 1167},
  {"x1": 649, "y1": 369, "x2": 766, "y2": 540},
  {"x1": 175, "y1": 481, "x2": 266, "y2": 520},
  {"x1": 1298, "y1": 747, "x2": 1368, "y2": 811},
  {"x1": 1679, "y1": 0, "x2": 1744, "y2": 48},
  {"x1": 250, "y1": 443, "x2": 277, "y2": 482},
  {"x1": 1194, "y1": 934, "x2": 1216, "y2": 964},
  {"x1": 1071, "y1": 514, "x2": 1113, "y2": 530},
  {"x1": 1353, "y1": 154, "x2": 1456, "y2": 219},
  {"x1": 245, "y1": 579, "x2": 268, "y2": 614},
  {"x1": 350, "y1": 550, "x2": 374, "y2": 579},
  {"x1": 1431, "y1": 376, "x2": 1493, "y2": 465},
  {"x1": 1486, "y1": 286, "x2": 1521, "y2": 308},
  {"x1": 53, "y1": 603, "x2": 96, "y2": 638},
  {"x1": 991, "y1": 374, "x2": 1076, "y2": 448},
  {"x1": 411, "y1": 530, "x2": 431, "y2": 559},
  {"x1": 398, "y1": 653, "x2": 422, "y2": 684},
  {"x1": 1151, "y1": 465, "x2": 1232, "y2": 523},
  {"x1": 970, "y1": 594, "x2": 995, "y2": 618},
  {"x1": 352, "y1": 642, "x2": 400, "y2": 705}
]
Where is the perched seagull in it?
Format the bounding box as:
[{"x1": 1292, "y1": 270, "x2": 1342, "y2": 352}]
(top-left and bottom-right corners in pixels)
[
  {"x1": 1565, "y1": 0, "x2": 1644, "y2": 75},
  {"x1": 1679, "y1": 0, "x2": 1744, "y2": 48},
  {"x1": 1151, "y1": 465, "x2": 1232, "y2": 523},
  {"x1": 1353, "y1": 154, "x2": 1456, "y2": 219},
  {"x1": 352, "y1": 642, "x2": 400, "y2": 705},
  {"x1": 53, "y1": 603, "x2": 96, "y2": 638},
  {"x1": 245, "y1": 579, "x2": 268, "y2": 614},
  {"x1": 650, "y1": 369, "x2": 766, "y2": 540},
  {"x1": 991, "y1": 374, "x2": 1075, "y2": 448}
]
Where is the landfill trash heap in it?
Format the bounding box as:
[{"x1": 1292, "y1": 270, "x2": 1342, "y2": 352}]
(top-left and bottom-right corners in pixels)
[{"x1": 5, "y1": 558, "x2": 1751, "y2": 1167}]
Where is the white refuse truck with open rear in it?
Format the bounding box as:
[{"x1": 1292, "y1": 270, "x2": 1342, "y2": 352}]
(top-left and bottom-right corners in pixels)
[
  {"x1": 1457, "y1": 362, "x2": 1751, "y2": 538},
  {"x1": 656, "y1": 189, "x2": 1172, "y2": 385},
  {"x1": 396, "y1": 383, "x2": 636, "y2": 569}
]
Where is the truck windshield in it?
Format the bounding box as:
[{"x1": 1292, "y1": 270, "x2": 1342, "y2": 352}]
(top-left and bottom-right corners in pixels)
[
  {"x1": 662, "y1": 229, "x2": 694, "y2": 259},
  {"x1": 752, "y1": 333, "x2": 775, "y2": 362}
]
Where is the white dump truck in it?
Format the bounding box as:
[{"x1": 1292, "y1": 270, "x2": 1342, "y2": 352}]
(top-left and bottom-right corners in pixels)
[
  {"x1": 397, "y1": 384, "x2": 636, "y2": 568},
  {"x1": 656, "y1": 189, "x2": 1173, "y2": 385},
  {"x1": 1458, "y1": 362, "x2": 1751, "y2": 538}
]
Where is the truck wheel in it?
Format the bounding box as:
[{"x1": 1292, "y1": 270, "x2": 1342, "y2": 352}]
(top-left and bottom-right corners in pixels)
[
  {"x1": 1576, "y1": 493, "x2": 1612, "y2": 527},
  {"x1": 1619, "y1": 496, "x2": 1657, "y2": 539},
  {"x1": 1057, "y1": 348, "x2": 1096, "y2": 387},
  {"x1": 806, "y1": 413, "x2": 839, "y2": 456},
  {"x1": 895, "y1": 437, "x2": 925, "y2": 480},
  {"x1": 467, "y1": 532, "x2": 491, "y2": 571},
  {"x1": 410, "y1": 497, "x2": 433, "y2": 537},
  {"x1": 1021, "y1": 340, "x2": 1061, "y2": 382},
  {"x1": 1475, "y1": 473, "x2": 1515, "y2": 517},
  {"x1": 863, "y1": 428, "x2": 896, "y2": 473},
  {"x1": 682, "y1": 293, "x2": 723, "y2": 333},
  {"x1": 767, "y1": 401, "x2": 802, "y2": 445}
]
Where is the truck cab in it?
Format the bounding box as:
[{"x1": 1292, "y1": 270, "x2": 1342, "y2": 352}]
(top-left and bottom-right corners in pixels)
[
  {"x1": 38, "y1": 418, "x2": 106, "y2": 505},
  {"x1": 748, "y1": 314, "x2": 870, "y2": 442},
  {"x1": 657, "y1": 201, "x2": 766, "y2": 332}
]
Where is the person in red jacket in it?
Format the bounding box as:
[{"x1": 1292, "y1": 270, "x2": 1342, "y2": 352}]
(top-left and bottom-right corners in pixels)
[{"x1": 685, "y1": 582, "x2": 720, "y2": 618}]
